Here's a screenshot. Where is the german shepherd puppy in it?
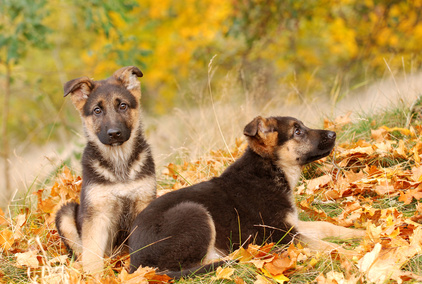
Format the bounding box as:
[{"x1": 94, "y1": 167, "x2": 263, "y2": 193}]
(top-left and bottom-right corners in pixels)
[
  {"x1": 55, "y1": 66, "x2": 156, "y2": 274},
  {"x1": 128, "y1": 116, "x2": 364, "y2": 277}
]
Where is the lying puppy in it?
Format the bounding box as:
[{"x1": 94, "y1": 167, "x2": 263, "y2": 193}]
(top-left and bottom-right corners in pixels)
[
  {"x1": 129, "y1": 116, "x2": 364, "y2": 277},
  {"x1": 55, "y1": 66, "x2": 156, "y2": 274}
]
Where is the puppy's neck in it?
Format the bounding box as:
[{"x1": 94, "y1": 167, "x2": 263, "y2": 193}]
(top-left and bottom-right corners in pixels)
[{"x1": 276, "y1": 161, "x2": 301, "y2": 191}]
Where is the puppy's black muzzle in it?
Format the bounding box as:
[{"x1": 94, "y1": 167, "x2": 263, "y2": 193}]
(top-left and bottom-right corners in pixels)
[
  {"x1": 98, "y1": 125, "x2": 131, "y2": 146},
  {"x1": 318, "y1": 130, "x2": 336, "y2": 151}
]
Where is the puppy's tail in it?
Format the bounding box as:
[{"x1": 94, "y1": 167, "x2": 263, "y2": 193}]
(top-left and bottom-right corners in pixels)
[
  {"x1": 55, "y1": 202, "x2": 82, "y2": 255},
  {"x1": 157, "y1": 260, "x2": 228, "y2": 279}
]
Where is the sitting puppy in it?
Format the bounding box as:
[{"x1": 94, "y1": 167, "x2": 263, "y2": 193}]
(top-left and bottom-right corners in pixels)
[
  {"x1": 129, "y1": 116, "x2": 364, "y2": 277},
  {"x1": 55, "y1": 66, "x2": 156, "y2": 274}
]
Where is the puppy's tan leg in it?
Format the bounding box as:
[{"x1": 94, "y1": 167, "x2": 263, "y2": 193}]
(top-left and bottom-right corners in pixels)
[
  {"x1": 81, "y1": 213, "x2": 113, "y2": 274},
  {"x1": 299, "y1": 221, "x2": 365, "y2": 239},
  {"x1": 297, "y1": 221, "x2": 365, "y2": 255}
]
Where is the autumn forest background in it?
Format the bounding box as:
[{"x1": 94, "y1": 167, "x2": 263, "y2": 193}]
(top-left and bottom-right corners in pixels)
[{"x1": 2, "y1": 0, "x2": 422, "y2": 282}]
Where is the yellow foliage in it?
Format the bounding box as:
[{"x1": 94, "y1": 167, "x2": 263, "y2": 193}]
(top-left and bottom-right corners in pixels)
[{"x1": 72, "y1": 0, "x2": 422, "y2": 113}]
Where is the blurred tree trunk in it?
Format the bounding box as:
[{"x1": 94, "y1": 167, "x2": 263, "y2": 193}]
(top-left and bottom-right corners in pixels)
[{"x1": 2, "y1": 62, "x2": 11, "y2": 202}]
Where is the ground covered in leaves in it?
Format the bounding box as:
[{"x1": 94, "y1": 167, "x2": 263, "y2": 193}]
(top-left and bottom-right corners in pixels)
[{"x1": 1, "y1": 114, "x2": 422, "y2": 283}]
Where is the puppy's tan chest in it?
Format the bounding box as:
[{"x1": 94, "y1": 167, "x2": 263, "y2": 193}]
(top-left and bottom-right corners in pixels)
[{"x1": 86, "y1": 177, "x2": 156, "y2": 208}]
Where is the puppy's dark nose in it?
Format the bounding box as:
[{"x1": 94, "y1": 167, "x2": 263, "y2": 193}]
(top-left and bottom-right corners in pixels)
[
  {"x1": 107, "y1": 128, "x2": 122, "y2": 139},
  {"x1": 327, "y1": 131, "x2": 336, "y2": 140}
]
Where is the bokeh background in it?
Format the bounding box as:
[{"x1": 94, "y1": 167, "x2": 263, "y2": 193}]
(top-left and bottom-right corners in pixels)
[{"x1": 2, "y1": 0, "x2": 422, "y2": 207}]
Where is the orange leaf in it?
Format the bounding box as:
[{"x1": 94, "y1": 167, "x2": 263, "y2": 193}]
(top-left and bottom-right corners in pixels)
[
  {"x1": 0, "y1": 229, "x2": 14, "y2": 251},
  {"x1": 399, "y1": 189, "x2": 422, "y2": 205},
  {"x1": 0, "y1": 208, "x2": 7, "y2": 226},
  {"x1": 399, "y1": 191, "x2": 414, "y2": 205},
  {"x1": 263, "y1": 255, "x2": 293, "y2": 276}
]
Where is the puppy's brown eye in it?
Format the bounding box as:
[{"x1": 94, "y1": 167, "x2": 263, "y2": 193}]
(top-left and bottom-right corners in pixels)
[
  {"x1": 294, "y1": 128, "x2": 302, "y2": 136},
  {"x1": 93, "y1": 107, "x2": 102, "y2": 115},
  {"x1": 119, "y1": 103, "x2": 128, "y2": 110}
]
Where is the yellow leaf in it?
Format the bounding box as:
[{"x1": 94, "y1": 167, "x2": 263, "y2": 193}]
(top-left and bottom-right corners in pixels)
[
  {"x1": 382, "y1": 126, "x2": 413, "y2": 137},
  {"x1": 261, "y1": 268, "x2": 289, "y2": 284},
  {"x1": 231, "y1": 247, "x2": 253, "y2": 263},
  {"x1": 308, "y1": 258, "x2": 318, "y2": 267},
  {"x1": 212, "y1": 266, "x2": 234, "y2": 280}
]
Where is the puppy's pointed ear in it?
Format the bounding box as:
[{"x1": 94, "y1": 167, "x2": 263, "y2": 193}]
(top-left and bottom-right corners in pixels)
[
  {"x1": 113, "y1": 66, "x2": 143, "y2": 91},
  {"x1": 244, "y1": 116, "x2": 273, "y2": 137},
  {"x1": 244, "y1": 116, "x2": 278, "y2": 157},
  {"x1": 64, "y1": 77, "x2": 94, "y2": 112}
]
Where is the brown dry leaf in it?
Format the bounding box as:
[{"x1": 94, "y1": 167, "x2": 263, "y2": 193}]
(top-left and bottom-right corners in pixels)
[
  {"x1": 0, "y1": 229, "x2": 14, "y2": 251},
  {"x1": 16, "y1": 250, "x2": 40, "y2": 269}
]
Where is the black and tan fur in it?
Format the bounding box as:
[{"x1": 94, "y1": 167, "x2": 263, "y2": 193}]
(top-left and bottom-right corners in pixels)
[
  {"x1": 55, "y1": 66, "x2": 156, "y2": 274},
  {"x1": 128, "y1": 116, "x2": 364, "y2": 277}
]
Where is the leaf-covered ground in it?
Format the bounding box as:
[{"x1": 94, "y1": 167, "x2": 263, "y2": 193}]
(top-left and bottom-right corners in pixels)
[{"x1": 1, "y1": 113, "x2": 422, "y2": 283}]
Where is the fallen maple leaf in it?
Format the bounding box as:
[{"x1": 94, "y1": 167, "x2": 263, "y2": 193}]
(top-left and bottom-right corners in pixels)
[
  {"x1": 16, "y1": 250, "x2": 39, "y2": 269},
  {"x1": 231, "y1": 246, "x2": 254, "y2": 263},
  {"x1": 304, "y1": 174, "x2": 332, "y2": 195},
  {"x1": 212, "y1": 266, "x2": 235, "y2": 280},
  {"x1": 371, "y1": 127, "x2": 389, "y2": 142},
  {"x1": 316, "y1": 271, "x2": 358, "y2": 284},
  {"x1": 358, "y1": 227, "x2": 422, "y2": 283},
  {"x1": 0, "y1": 208, "x2": 7, "y2": 226},
  {"x1": 399, "y1": 189, "x2": 422, "y2": 205},
  {"x1": 254, "y1": 274, "x2": 272, "y2": 284},
  {"x1": 324, "y1": 112, "x2": 352, "y2": 130},
  {"x1": 261, "y1": 268, "x2": 289, "y2": 284},
  {"x1": 0, "y1": 229, "x2": 14, "y2": 251}
]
